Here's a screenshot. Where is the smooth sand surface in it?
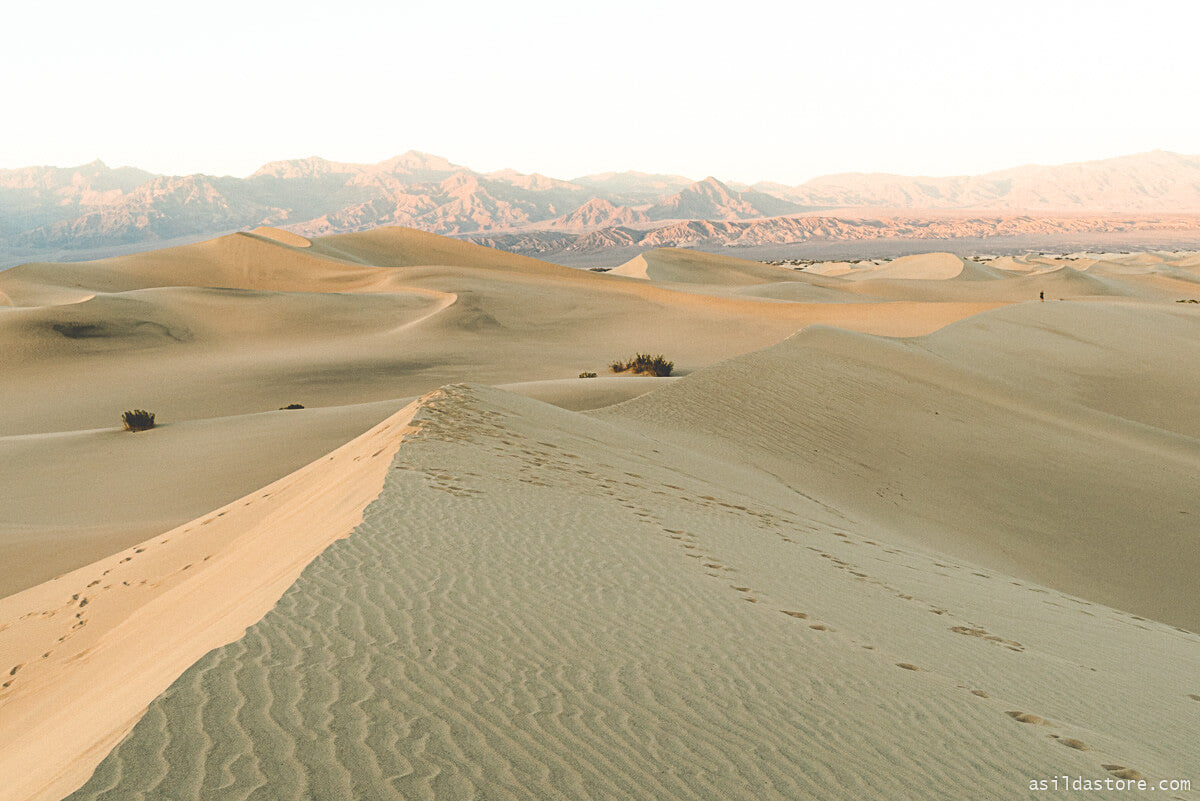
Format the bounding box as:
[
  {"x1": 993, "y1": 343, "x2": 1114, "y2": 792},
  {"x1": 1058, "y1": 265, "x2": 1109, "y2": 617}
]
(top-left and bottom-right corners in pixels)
[
  {"x1": 1, "y1": 233, "x2": 1198, "y2": 799},
  {"x1": 495, "y1": 376, "x2": 678, "y2": 411},
  {"x1": 249, "y1": 226, "x2": 312, "y2": 248},
  {"x1": 611, "y1": 247, "x2": 805, "y2": 285},
  {"x1": 0, "y1": 400, "x2": 409, "y2": 594},
  {"x1": 840, "y1": 251, "x2": 970, "y2": 280}
]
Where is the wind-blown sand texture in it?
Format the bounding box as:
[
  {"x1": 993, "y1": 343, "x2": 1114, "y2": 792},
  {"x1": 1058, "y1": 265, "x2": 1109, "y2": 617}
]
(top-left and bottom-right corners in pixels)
[{"x1": 1, "y1": 233, "x2": 1198, "y2": 800}]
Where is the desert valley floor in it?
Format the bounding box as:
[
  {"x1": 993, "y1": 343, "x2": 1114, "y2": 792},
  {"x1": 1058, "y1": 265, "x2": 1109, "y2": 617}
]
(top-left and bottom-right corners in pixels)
[{"x1": 0, "y1": 227, "x2": 1197, "y2": 800}]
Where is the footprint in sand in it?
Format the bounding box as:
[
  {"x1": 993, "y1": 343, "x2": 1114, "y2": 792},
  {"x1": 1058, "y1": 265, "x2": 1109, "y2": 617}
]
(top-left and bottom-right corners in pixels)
[
  {"x1": 1006, "y1": 711, "x2": 1051, "y2": 725},
  {"x1": 810, "y1": 624, "x2": 833, "y2": 631},
  {"x1": 950, "y1": 626, "x2": 1023, "y2": 651},
  {"x1": 1050, "y1": 736, "x2": 1090, "y2": 751},
  {"x1": 896, "y1": 663, "x2": 921, "y2": 671},
  {"x1": 1188, "y1": 694, "x2": 1200, "y2": 702},
  {"x1": 970, "y1": 689, "x2": 989, "y2": 698},
  {"x1": 781, "y1": 610, "x2": 808, "y2": 619},
  {"x1": 1102, "y1": 765, "x2": 1146, "y2": 780}
]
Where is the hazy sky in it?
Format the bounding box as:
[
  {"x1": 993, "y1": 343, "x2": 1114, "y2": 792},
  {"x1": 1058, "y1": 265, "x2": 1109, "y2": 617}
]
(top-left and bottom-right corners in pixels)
[{"x1": 5, "y1": 0, "x2": 1199, "y2": 184}]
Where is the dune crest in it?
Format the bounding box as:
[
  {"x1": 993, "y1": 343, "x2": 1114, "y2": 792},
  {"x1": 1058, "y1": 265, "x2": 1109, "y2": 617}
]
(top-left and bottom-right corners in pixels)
[
  {"x1": 54, "y1": 383, "x2": 1200, "y2": 801},
  {"x1": 248, "y1": 226, "x2": 312, "y2": 248},
  {"x1": 0, "y1": 397, "x2": 428, "y2": 801}
]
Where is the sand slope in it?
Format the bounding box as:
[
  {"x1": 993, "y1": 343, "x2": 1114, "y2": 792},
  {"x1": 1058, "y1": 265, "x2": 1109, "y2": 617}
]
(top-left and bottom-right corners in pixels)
[
  {"x1": 0, "y1": 229, "x2": 997, "y2": 597},
  {"x1": 0, "y1": 398, "x2": 427, "y2": 801},
  {"x1": 598, "y1": 302, "x2": 1200, "y2": 631},
  {"x1": 57, "y1": 385, "x2": 1200, "y2": 800},
  {"x1": 611, "y1": 247, "x2": 813, "y2": 285},
  {"x1": 0, "y1": 400, "x2": 408, "y2": 592}
]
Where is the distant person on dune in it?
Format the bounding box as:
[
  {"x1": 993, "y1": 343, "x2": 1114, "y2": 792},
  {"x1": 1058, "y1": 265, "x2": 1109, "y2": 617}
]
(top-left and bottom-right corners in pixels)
[{"x1": 1040, "y1": 291, "x2": 1045, "y2": 301}]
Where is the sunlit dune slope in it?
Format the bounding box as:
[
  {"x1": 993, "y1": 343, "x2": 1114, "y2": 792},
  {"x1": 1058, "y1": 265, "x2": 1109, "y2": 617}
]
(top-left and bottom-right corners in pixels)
[
  {"x1": 40, "y1": 384, "x2": 1200, "y2": 801},
  {"x1": 597, "y1": 302, "x2": 1200, "y2": 631}
]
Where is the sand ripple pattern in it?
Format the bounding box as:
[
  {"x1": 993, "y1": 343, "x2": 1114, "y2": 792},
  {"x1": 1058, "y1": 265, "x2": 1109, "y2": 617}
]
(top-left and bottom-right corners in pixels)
[{"x1": 67, "y1": 385, "x2": 1200, "y2": 800}]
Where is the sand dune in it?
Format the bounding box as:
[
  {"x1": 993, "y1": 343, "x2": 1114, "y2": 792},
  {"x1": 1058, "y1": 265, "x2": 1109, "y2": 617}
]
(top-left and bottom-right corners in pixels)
[
  {"x1": 839, "y1": 251, "x2": 971, "y2": 281},
  {"x1": 611, "y1": 247, "x2": 808, "y2": 285},
  {"x1": 0, "y1": 400, "x2": 409, "y2": 594},
  {"x1": 0, "y1": 399, "x2": 427, "y2": 801},
  {"x1": 0, "y1": 229, "x2": 997, "y2": 595},
  {"x1": 842, "y1": 263, "x2": 1172, "y2": 303},
  {"x1": 56, "y1": 385, "x2": 1200, "y2": 800},
  {"x1": 249, "y1": 226, "x2": 312, "y2": 248},
  {"x1": 2, "y1": 229, "x2": 1198, "y2": 800},
  {"x1": 495, "y1": 376, "x2": 677, "y2": 411},
  {"x1": 611, "y1": 248, "x2": 864, "y2": 304},
  {"x1": 598, "y1": 302, "x2": 1200, "y2": 631}
]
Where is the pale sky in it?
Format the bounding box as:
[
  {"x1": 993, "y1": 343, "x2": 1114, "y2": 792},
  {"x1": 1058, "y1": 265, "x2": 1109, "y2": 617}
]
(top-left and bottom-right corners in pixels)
[{"x1": 4, "y1": 0, "x2": 1199, "y2": 184}]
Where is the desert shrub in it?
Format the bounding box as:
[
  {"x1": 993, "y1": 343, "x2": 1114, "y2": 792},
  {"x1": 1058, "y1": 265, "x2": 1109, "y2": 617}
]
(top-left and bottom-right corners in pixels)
[
  {"x1": 630, "y1": 353, "x2": 673, "y2": 376},
  {"x1": 578, "y1": 371, "x2": 598, "y2": 379},
  {"x1": 280, "y1": 403, "x2": 305, "y2": 410},
  {"x1": 121, "y1": 409, "x2": 156, "y2": 432},
  {"x1": 609, "y1": 353, "x2": 674, "y2": 377}
]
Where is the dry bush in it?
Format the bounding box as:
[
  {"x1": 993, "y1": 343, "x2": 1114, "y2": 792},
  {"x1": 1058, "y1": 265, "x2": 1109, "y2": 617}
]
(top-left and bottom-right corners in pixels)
[
  {"x1": 609, "y1": 353, "x2": 674, "y2": 377},
  {"x1": 121, "y1": 409, "x2": 156, "y2": 432}
]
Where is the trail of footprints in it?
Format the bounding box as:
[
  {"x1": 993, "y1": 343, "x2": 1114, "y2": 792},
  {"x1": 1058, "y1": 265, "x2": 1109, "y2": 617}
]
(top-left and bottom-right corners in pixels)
[
  {"x1": 0, "y1": 506, "x2": 237, "y2": 696},
  {"x1": 405, "y1": 389, "x2": 1200, "y2": 780},
  {"x1": 1002, "y1": 710, "x2": 1157, "y2": 785},
  {"x1": 409, "y1": 390, "x2": 1199, "y2": 794},
  {"x1": 30, "y1": 386, "x2": 1186, "y2": 787},
  {"x1": 5, "y1": 421, "x2": 414, "y2": 694}
]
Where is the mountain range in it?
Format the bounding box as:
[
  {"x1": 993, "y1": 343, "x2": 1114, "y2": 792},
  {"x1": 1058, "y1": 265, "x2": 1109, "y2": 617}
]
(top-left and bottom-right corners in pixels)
[{"x1": 3, "y1": 149, "x2": 1200, "y2": 264}]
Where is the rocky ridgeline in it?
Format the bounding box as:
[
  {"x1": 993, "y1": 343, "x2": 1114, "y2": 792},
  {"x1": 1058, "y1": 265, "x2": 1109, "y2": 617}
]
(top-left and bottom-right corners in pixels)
[{"x1": 5, "y1": 150, "x2": 1200, "y2": 260}]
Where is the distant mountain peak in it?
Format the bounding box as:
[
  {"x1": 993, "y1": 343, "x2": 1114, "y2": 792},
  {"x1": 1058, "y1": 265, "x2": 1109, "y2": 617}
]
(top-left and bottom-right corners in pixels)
[
  {"x1": 379, "y1": 151, "x2": 460, "y2": 174},
  {"x1": 250, "y1": 156, "x2": 346, "y2": 180},
  {"x1": 549, "y1": 197, "x2": 647, "y2": 230},
  {"x1": 649, "y1": 176, "x2": 800, "y2": 221}
]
